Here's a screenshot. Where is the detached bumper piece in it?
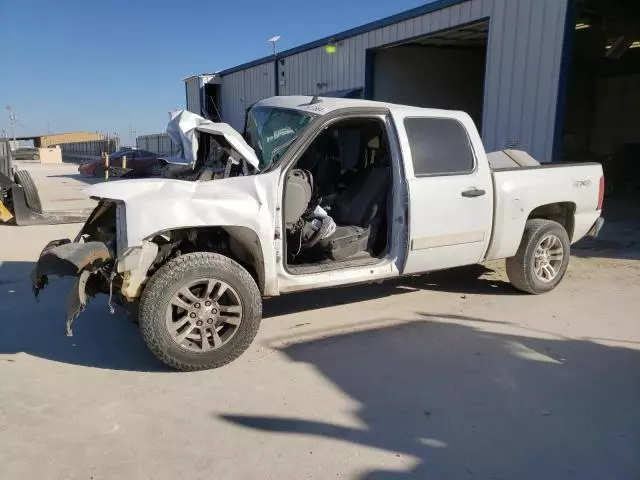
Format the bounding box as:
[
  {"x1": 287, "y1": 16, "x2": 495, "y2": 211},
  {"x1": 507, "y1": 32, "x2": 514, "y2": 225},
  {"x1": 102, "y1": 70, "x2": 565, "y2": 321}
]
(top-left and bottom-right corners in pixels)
[{"x1": 32, "y1": 239, "x2": 113, "y2": 336}]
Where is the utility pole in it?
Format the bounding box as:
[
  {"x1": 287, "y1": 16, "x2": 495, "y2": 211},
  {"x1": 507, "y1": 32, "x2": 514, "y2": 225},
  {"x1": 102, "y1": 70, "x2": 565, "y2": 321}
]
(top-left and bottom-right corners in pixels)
[
  {"x1": 5, "y1": 105, "x2": 17, "y2": 147},
  {"x1": 128, "y1": 124, "x2": 136, "y2": 147}
]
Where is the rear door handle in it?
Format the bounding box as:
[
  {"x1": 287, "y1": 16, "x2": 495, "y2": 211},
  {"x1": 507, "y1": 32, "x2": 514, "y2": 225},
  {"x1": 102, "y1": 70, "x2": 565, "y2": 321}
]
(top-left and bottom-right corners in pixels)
[{"x1": 461, "y1": 187, "x2": 486, "y2": 198}]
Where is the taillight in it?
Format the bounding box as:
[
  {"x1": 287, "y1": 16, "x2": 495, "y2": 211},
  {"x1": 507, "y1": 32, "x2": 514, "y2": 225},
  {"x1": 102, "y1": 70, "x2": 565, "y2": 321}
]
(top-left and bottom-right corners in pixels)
[{"x1": 597, "y1": 176, "x2": 605, "y2": 210}]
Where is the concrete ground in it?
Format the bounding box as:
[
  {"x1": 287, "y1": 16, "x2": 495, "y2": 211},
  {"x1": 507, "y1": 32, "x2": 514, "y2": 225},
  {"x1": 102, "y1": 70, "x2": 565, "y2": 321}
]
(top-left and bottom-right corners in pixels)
[{"x1": 1, "y1": 165, "x2": 639, "y2": 479}]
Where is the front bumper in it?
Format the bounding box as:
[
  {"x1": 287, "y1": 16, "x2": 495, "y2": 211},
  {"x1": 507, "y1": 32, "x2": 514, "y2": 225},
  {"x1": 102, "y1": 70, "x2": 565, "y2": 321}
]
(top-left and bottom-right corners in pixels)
[{"x1": 32, "y1": 239, "x2": 113, "y2": 335}]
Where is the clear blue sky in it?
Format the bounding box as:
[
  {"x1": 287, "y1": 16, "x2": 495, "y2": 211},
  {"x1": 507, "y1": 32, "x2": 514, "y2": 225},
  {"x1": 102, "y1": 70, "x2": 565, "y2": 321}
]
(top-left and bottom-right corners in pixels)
[{"x1": 1, "y1": 0, "x2": 426, "y2": 144}]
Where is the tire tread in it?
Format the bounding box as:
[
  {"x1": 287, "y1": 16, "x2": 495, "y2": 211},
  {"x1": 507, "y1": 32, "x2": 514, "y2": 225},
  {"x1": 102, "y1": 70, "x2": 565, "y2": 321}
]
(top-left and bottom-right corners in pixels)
[
  {"x1": 14, "y1": 170, "x2": 43, "y2": 214},
  {"x1": 139, "y1": 252, "x2": 262, "y2": 371},
  {"x1": 506, "y1": 219, "x2": 570, "y2": 295}
]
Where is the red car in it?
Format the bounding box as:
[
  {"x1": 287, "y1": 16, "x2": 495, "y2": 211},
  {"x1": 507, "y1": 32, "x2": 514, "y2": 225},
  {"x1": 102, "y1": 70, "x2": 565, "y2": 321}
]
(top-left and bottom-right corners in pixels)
[{"x1": 79, "y1": 149, "x2": 167, "y2": 178}]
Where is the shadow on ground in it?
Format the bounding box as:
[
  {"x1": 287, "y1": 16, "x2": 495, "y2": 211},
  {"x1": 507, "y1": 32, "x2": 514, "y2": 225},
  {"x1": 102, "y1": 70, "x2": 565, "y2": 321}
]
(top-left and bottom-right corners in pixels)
[
  {"x1": 263, "y1": 264, "x2": 518, "y2": 318},
  {"x1": 573, "y1": 197, "x2": 640, "y2": 261},
  {"x1": 0, "y1": 261, "x2": 167, "y2": 372},
  {"x1": 0, "y1": 259, "x2": 515, "y2": 371},
  {"x1": 220, "y1": 317, "x2": 640, "y2": 479}
]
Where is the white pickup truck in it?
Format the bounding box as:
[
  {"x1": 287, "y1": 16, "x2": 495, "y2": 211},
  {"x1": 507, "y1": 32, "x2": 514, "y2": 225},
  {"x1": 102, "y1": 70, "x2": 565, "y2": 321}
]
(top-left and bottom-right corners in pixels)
[{"x1": 32, "y1": 96, "x2": 604, "y2": 371}]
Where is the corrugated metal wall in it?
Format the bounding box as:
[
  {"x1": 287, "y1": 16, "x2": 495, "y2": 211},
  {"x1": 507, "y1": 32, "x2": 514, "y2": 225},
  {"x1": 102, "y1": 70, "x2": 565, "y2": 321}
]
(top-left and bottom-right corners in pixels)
[
  {"x1": 221, "y1": 62, "x2": 276, "y2": 132},
  {"x1": 220, "y1": 0, "x2": 569, "y2": 161},
  {"x1": 185, "y1": 77, "x2": 202, "y2": 115},
  {"x1": 60, "y1": 138, "x2": 120, "y2": 159},
  {"x1": 137, "y1": 133, "x2": 181, "y2": 156}
]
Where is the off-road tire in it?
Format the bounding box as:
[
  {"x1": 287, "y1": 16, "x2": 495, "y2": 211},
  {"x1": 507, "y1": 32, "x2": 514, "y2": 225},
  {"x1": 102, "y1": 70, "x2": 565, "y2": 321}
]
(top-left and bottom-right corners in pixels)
[
  {"x1": 139, "y1": 252, "x2": 262, "y2": 371},
  {"x1": 506, "y1": 219, "x2": 570, "y2": 295},
  {"x1": 14, "y1": 170, "x2": 43, "y2": 214}
]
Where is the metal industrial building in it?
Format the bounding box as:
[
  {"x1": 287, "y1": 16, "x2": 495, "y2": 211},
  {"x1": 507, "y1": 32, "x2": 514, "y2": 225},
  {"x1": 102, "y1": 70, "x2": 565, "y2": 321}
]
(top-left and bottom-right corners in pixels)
[{"x1": 185, "y1": 0, "x2": 640, "y2": 169}]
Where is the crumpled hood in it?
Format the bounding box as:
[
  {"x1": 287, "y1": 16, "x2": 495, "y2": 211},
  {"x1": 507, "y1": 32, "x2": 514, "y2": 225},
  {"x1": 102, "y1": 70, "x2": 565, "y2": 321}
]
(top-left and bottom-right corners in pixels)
[{"x1": 166, "y1": 110, "x2": 260, "y2": 170}]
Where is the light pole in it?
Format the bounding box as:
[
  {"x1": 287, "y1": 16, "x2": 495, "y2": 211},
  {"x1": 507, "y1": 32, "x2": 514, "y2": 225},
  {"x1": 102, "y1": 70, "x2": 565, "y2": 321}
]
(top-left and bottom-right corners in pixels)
[
  {"x1": 268, "y1": 35, "x2": 281, "y2": 56},
  {"x1": 5, "y1": 105, "x2": 17, "y2": 147}
]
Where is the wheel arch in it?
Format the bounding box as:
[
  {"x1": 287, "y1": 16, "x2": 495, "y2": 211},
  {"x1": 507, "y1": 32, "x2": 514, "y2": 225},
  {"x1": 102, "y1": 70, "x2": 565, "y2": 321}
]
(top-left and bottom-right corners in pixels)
[
  {"x1": 527, "y1": 202, "x2": 576, "y2": 241},
  {"x1": 146, "y1": 225, "x2": 268, "y2": 295}
]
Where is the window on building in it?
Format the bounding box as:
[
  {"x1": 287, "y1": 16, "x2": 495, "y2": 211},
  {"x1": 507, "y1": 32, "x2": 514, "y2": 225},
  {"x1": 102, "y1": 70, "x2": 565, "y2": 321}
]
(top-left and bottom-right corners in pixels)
[{"x1": 404, "y1": 117, "x2": 475, "y2": 176}]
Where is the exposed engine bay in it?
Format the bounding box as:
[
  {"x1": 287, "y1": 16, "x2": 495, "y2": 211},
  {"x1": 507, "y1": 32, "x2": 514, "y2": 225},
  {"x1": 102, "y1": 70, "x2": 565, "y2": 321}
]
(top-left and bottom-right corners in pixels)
[{"x1": 162, "y1": 132, "x2": 257, "y2": 181}]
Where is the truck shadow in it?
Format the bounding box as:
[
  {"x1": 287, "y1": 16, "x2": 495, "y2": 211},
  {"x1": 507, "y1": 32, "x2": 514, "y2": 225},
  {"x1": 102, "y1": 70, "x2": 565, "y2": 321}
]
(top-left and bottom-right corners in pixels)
[
  {"x1": 0, "y1": 260, "x2": 518, "y2": 372},
  {"x1": 218, "y1": 317, "x2": 640, "y2": 479},
  {"x1": 264, "y1": 264, "x2": 518, "y2": 318},
  {"x1": 0, "y1": 260, "x2": 168, "y2": 372},
  {"x1": 572, "y1": 197, "x2": 640, "y2": 261}
]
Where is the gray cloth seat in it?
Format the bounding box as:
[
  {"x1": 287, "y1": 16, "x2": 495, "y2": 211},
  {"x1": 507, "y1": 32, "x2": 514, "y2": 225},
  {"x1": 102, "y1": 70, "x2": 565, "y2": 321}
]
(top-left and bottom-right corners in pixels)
[{"x1": 320, "y1": 167, "x2": 389, "y2": 261}]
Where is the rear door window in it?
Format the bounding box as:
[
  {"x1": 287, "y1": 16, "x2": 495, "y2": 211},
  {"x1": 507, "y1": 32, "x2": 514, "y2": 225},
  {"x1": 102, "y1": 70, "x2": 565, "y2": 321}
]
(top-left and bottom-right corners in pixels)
[{"x1": 404, "y1": 118, "x2": 475, "y2": 176}]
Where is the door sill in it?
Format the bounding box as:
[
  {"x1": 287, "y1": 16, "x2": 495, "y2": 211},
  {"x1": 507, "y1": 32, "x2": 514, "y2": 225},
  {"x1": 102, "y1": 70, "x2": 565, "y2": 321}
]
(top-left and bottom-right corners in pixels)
[{"x1": 287, "y1": 252, "x2": 384, "y2": 275}]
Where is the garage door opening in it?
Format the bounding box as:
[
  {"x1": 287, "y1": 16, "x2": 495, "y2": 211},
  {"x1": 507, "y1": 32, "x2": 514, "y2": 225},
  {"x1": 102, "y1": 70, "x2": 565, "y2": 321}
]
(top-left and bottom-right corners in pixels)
[
  {"x1": 367, "y1": 21, "x2": 489, "y2": 131},
  {"x1": 561, "y1": 0, "x2": 640, "y2": 199}
]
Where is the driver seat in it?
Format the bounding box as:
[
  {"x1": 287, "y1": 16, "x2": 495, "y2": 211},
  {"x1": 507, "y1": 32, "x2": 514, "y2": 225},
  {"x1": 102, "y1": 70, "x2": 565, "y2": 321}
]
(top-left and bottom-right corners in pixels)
[{"x1": 320, "y1": 167, "x2": 389, "y2": 261}]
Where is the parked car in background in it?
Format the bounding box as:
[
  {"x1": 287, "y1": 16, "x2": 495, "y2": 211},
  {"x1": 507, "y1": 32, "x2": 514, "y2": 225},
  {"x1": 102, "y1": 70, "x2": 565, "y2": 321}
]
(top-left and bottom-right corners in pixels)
[
  {"x1": 78, "y1": 149, "x2": 167, "y2": 178},
  {"x1": 12, "y1": 147, "x2": 40, "y2": 161}
]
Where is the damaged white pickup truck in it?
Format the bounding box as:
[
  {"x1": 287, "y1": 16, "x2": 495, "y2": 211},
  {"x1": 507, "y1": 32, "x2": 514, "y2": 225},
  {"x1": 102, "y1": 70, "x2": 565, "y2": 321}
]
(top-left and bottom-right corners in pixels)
[{"x1": 32, "y1": 96, "x2": 605, "y2": 371}]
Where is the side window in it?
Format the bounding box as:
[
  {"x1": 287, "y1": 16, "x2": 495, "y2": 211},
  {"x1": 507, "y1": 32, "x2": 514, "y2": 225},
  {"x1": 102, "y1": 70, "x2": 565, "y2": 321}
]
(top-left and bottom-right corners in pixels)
[{"x1": 404, "y1": 117, "x2": 475, "y2": 176}]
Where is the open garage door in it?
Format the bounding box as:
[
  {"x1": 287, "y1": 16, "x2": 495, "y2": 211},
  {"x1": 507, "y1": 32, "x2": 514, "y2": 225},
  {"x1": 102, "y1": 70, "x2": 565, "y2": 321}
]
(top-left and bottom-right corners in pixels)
[
  {"x1": 561, "y1": 0, "x2": 640, "y2": 200},
  {"x1": 367, "y1": 21, "x2": 488, "y2": 131}
]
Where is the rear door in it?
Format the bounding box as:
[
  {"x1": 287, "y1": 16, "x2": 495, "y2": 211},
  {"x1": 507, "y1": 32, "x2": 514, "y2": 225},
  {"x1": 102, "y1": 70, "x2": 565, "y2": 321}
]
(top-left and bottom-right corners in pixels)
[{"x1": 397, "y1": 113, "x2": 493, "y2": 274}]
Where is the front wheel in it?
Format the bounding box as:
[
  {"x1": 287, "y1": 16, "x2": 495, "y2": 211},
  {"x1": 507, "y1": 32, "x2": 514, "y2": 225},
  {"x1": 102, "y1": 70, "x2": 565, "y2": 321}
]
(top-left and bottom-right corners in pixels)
[
  {"x1": 139, "y1": 252, "x2": 262, "y2": 371},
  {"x1": 506, "y1": 219, "x2": 570, "y2": 295}
]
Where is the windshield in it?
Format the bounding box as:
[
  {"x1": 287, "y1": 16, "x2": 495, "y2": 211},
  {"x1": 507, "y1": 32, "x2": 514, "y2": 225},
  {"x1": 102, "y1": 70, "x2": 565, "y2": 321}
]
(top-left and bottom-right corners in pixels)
[{"x1": 245, "y1": 106, "x2": 315, "y2": 170}]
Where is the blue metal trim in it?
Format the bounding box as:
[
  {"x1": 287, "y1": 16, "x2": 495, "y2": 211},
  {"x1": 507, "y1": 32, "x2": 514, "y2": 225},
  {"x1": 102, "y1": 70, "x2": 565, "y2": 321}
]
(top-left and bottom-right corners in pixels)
[
  {"x1": 364, "y1": 49, "x2": 375, "y2": 99},
  {"x1": 274, "y1": 58, "x2": 279, "y2": 96},
  {"x1": 184, "y1": 81, "x2": 189, "y2": 109},
  {"x1": 221, "y1": 55, "x2": 276, "y2": 76},
  {"x1": 220, "y1": 0, "x2": 467, "y2": 76},
  {"x1": 552, "y1": 0, "x2": 575, "y2": 162}
]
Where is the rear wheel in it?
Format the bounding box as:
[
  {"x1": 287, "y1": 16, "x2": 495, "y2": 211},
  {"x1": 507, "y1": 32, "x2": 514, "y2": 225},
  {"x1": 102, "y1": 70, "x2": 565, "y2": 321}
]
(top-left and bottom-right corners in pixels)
[
  {"x1": 139, "y1": 252, "x2": 262, "y2": 371},
  {"x1": 506, "y1": 219, "x2": 570, "y2": 294},
  {"x1": 14, "y1": 170, "x2": 43, "y2": 214}
]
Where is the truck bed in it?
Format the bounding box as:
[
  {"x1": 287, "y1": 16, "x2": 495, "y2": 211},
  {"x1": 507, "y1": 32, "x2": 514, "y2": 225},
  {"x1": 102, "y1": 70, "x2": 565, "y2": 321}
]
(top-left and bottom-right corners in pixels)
[{"x1": 485, "y1": 160, "x2": 603, "y2": 262}]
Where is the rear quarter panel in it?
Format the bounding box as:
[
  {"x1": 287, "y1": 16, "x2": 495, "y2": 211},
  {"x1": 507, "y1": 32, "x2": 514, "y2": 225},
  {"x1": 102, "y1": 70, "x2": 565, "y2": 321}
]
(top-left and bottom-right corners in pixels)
[{"x1": 486, "y1": 163, "x2": 603, "y2": 260}]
